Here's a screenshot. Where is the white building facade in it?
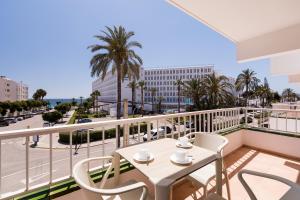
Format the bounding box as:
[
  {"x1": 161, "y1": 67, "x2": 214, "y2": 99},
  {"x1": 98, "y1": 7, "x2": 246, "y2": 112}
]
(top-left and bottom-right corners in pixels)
[
  {"x1": 144, "y1": 65, "x2": 214, "y2": 110},
  {"x1": 0, "y1": 76, "x2": 28, "y2": 102},
  {"x1": 92, "y1": 65, "x2": 214, "y2": 112},
  {"x1": 92, "y1": 69, "x2": 144, "y2": 114}
]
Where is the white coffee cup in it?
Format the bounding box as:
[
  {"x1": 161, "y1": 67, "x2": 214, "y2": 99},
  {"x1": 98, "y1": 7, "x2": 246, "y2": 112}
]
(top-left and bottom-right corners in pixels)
[
  {"x1": 179, "y1": 137, "x2": 189, "y2": 146},
  {"x1": 138, "y1": 148, "x2": 149, "y2": 160},
  {"x1": 175, "y1": 150, "x2": 186, "y2": 162}
]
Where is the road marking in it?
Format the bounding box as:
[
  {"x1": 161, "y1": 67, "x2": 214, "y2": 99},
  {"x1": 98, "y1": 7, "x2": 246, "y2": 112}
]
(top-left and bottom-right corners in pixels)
[
  {"x1": 20, "y1": 170, "x2": 57, "y2": 184},
  {"x1": 2, "y1": 147, "x2": 115, "y2": 179}
]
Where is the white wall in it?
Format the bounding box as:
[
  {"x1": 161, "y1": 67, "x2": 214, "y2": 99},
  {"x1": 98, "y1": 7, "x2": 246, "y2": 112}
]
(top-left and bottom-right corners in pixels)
[{"x1": 224, "y1": 129, "x2": 300, "y2": 159}]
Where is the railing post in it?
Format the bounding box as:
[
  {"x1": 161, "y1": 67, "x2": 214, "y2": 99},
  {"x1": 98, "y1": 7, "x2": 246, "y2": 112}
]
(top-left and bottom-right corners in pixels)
[
  {"x1": 49, "y1": 133, "x2": 53, "y2": 184},
  {"x1": 147, "y1": 122, "x2": 151, "y2": 141},
  {"x1": 87, "y1": 129, "x2": 90, "y2": 170},
  {"x1": 69, "y1": 131, "x2": 72, "y2": 177},
  {"x1": 25, "y1": 136, "x2": 29, "y2": 191},
  {"x1": 0, "y1": 139, "x2": 2, "y2": 194},
  {"x1": 123, "y1": 99, "x2": 129, "y2": 146},
  {"x1": 296, "y1": 112, "x2": 298, "y2": 133},
  {"x1": 138, "y1": 123, "x2": 141, "y2": 142},
  {"x1": 102, "y1": 127, "x2": 105, "y2": 167},
  {"x1": 245, "y1": 108, "x2": 248, "y2": 126},
  {"x1": 171, "y1": 118, "x2": 174, "y2": 138}
]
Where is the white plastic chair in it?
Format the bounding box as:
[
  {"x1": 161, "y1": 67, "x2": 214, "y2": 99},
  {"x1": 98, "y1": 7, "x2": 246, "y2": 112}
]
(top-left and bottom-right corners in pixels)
[
  {"x1": 187, "y1": 132, "x2": 231, "y2": 199},
  {"x1": 73, "y1": 156, "x2": 149, "y2": 200},
  {"x1": 238, "y1": 169, "x2": 300, "y2": 200}
]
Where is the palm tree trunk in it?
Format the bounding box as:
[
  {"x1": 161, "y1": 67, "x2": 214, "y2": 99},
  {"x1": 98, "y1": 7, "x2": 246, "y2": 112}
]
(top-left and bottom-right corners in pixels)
[
  {"x1": 131, "y1": 88, "x2": 134, "y2": 114},
  {"x1": 141, "y1": 88, "x2": 144, "y2": 116},
  {"x1": 116, "y1": 67, "x2": 122, "y2": 148},
  {"x1": 246, "y1": 84, "x2": 249, "y2": 106},
  {"x1": 178, "y1": 86, "x2": 181, "y2": 113}
]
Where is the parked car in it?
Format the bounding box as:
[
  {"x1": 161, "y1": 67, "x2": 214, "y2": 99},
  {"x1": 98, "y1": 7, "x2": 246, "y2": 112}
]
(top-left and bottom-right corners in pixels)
[
  {"x1": 5, "y1": 118, "x2": 17, "y2": 124},
  {"x1": 143, "y1": 126, "x2": 172, "y2": 142},
  {"x1": 185, "y1": 121, "x2": 195, "y2": 129},
  {"x1": 43, "y1": 122, "x2": 51, "y2": 127},
  {"x1": 0, "y1": 120, "x2": 9, "y2": 127},
  {"x1": 17, "y1": 117, "x2": 23, "y2": 121},
  {"x1": 77, "y1": 118, "x2": 92, "y2": 124}
]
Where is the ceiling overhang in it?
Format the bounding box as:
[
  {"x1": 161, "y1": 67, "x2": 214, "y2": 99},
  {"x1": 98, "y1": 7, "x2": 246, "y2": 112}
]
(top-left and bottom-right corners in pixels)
[{"x1": 168, "y1": 0, "x2": 300, "y2": 83}]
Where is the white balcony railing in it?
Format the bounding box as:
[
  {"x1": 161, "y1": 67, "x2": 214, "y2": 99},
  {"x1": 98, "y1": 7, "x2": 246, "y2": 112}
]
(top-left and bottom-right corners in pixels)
[
  {"x1": 0, "y1": 107, "x2": 242, "y2": 199},
  {"x1": 3, "y1": 106, "x2": 300, "y2": 199},
  {"x1": 244, "y1": 107, "x2": 300, "y2": 134}
]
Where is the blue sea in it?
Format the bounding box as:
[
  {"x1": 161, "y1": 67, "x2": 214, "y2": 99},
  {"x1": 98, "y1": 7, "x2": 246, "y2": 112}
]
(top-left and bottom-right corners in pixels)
[{"x1": 45, "y1": 99, "x2": 81, "y2": 108}]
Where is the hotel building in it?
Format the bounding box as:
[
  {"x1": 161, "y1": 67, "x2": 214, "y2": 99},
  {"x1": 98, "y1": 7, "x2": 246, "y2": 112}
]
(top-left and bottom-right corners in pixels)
[
  {"x1": 0, "y1": 76, "x2": 29, "y2": 102},
  {"x1": 92, "y1": 65, "x2": 214, "y2": 112},
  {"x1": 144, "y1": 65, "x2": 214, "y2": 110}
]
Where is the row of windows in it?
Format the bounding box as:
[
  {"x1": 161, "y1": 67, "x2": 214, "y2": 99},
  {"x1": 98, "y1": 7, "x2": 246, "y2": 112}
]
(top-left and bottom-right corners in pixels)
[
  {"x1": 145, "y1": 68, "x2": 211, "y2": 75},
  {"x1": 145, "y1": 97, "x2": 186, "y2": 103},
  {"x1": 145, "y1": 74, "x2": 207, "y2": 81},
  {"x1": 145, "y1": 92, "x2": 179, "y2": 97}
]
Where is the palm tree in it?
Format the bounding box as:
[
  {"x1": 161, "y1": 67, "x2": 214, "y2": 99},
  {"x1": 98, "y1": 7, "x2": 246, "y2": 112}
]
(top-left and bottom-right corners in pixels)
[
  {"x1": 149, "y1": 87, "x2": 157, "y2": 112},
  {"x1": 90, "y1": 90, "x2": 101, "y2": 113},
  {"x1": 174, "y1": 79, "x2": 184, "y2": 113},
  {"x1": 157, "y1": 96, "x2": 164, "y2": 113},
  {"x1": 183, "y1": 79, "x2": 204, "y2": 110},
  {"x1": 138, "y1": 81, "x2": 146, "y2": 116},
  {"x1": 33, "y1": 89, "x2": 47, "y2": 100},
  {"x1": 128, "y1": 80, "x2": 138, "y2": 114},
  {"x1": 202, "y1": 72, "x2": 233, "y2": 108},
  {"x1": 88, "y1": 26, "x2": 142, "y2": 147},
  {"x1": 254, "y1": 78, "x2": 271, "y2": 107},
  {"x1": 282, "y1": 88, "x2": 296, "y2": 102},
  {"x1": 235, "y1": 69, "x2": 260, "y2": 106}
]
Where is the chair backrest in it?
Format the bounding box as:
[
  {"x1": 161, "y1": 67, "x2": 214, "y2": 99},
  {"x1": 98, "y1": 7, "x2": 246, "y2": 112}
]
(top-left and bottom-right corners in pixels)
[
  {"x1": 73, "y1": 157, "x2": 114, "y2": 200},
  {"x1": 193, "y1": 133, "x2": 228, "y2": 157}
]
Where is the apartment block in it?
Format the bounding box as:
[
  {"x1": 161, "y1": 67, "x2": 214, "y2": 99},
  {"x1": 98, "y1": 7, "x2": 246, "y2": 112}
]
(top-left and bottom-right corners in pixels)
[
  {"x1": 0, "y1": 76, "x2": 29, "y2": 102},
  {"x1": 144, "y1": 65, "x2": 214, "y2": 109}
]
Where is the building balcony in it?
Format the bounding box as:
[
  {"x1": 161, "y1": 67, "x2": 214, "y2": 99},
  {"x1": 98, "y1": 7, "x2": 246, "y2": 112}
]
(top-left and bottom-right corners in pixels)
[{"x1": 1, "y1": 107, "x2": 300, "y2": 199}]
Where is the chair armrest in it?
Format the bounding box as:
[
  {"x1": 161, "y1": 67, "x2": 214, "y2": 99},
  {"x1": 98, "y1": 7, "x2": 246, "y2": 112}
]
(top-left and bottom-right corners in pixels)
[
  {"x1": 238, "y1": 169, "x2": 300, "y2": 200},
  {"x1": 87, "y1": 181, "x2": 148, "y2": 200},
  {"x1": 216, "y1": 135, "x2": 228, "y2": 155}
]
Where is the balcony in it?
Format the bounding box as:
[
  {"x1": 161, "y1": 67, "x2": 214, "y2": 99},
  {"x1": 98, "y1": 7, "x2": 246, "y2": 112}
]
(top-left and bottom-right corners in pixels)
[{"x1": 1, "y1": 107, "x2": 300, "y2": 199}]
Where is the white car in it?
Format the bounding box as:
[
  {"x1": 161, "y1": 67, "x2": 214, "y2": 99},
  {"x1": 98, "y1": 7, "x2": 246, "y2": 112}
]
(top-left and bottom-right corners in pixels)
[{"x1": 143, "y1": 126, "x2": 172, "y2": 141}]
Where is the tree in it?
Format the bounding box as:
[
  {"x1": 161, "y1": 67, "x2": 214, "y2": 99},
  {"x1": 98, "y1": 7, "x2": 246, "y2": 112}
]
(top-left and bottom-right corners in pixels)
[
  {"x1": 33, "y1": 89, "x2": 47, "y2": 100},
  {"x1": 0, "y1": 102, "x2": 9, "y2": 117},
  {"x1": 174, "y1": 79, "x2": 184, "y2": 113},
  {"x1": 282, "y1": 88, "x2": 297, "y2": 102},
  {"x1": 202, "y1": 72, "x2": 234, "y2": 109},
  {"x1": 273, "y1": 91, "x2": 281, "y2": 102},
  {"x1": 128, "y1": 80, "x2": 138, "y2": 114},
  {"x1": 138, "y1": 81, "x2": 146, "y2": 116},
  {"x1": 71, "y1": 98, "x2": 77, "y2": 107},
  {"x1": 55, "y1": 103, "x2": 71, "y2": 116},
  {"x1": 90, "y1": 90, "x2": 101, "y2": 113},
  {"x1": 149, "y1": 87, "x2": 157, "y2": 112},
  {"x1": 157, "y1": 96, "x2": 164, "y2": 113},
  {"x1": 235, "y1": 69, "x2": 260, "y2": 106},
  {"x1": 254, "y1": 78, "x2": 272, "y2": 107},
  {"x1": 88, "y1": 26, "x2": 142, "y2": 147},
  {"x1": 42, "y1": 111, "x2": 63, "y2": 124},
  {"x1": 9, "y1": 102, "x2": 18, "y2": 116},
  {"x1": 183, "y1": 79, "x2": 204, "y2": 110}
]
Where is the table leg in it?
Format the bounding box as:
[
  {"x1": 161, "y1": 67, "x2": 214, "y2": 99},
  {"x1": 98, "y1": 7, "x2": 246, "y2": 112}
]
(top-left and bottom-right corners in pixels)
[
  {"x1": 113, "y1": 152, "x2": 120, "y2": 186},
  {"x1": 155, "y1": 185, "x2": 170, "y2": 200},
  {"x1": 216, "y1": 158, "x2": 223, "y2": 196}
]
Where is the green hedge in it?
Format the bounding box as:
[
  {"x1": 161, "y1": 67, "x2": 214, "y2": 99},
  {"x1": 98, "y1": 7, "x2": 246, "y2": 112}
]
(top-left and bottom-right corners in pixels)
[{"x1": 59, "y1": 123, "x2": 148, "y2": 144}]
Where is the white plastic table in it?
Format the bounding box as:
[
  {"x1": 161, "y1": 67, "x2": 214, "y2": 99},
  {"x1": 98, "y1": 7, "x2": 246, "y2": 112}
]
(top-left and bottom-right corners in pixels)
[{"x1": 114, "y1": 138, "x2": 222, "y2": 200}]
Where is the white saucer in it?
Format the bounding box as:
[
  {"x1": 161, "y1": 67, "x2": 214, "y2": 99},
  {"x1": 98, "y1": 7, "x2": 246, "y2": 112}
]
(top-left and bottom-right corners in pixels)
[
  {"x1": 170, "y1": 154, "x2": 192, "y2": 165},
  {"x1": 133, "y1": 153, "x2": 154, "y2": 163},
  {"x1": 176, "y1": 141, "x2": 193, "y2": 149}
]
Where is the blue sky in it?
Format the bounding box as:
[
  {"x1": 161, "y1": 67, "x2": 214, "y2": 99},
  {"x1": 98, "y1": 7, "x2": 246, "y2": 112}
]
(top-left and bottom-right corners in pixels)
[{"x1": 0, "y1": 0, "x2": 298, "y2": 98}]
